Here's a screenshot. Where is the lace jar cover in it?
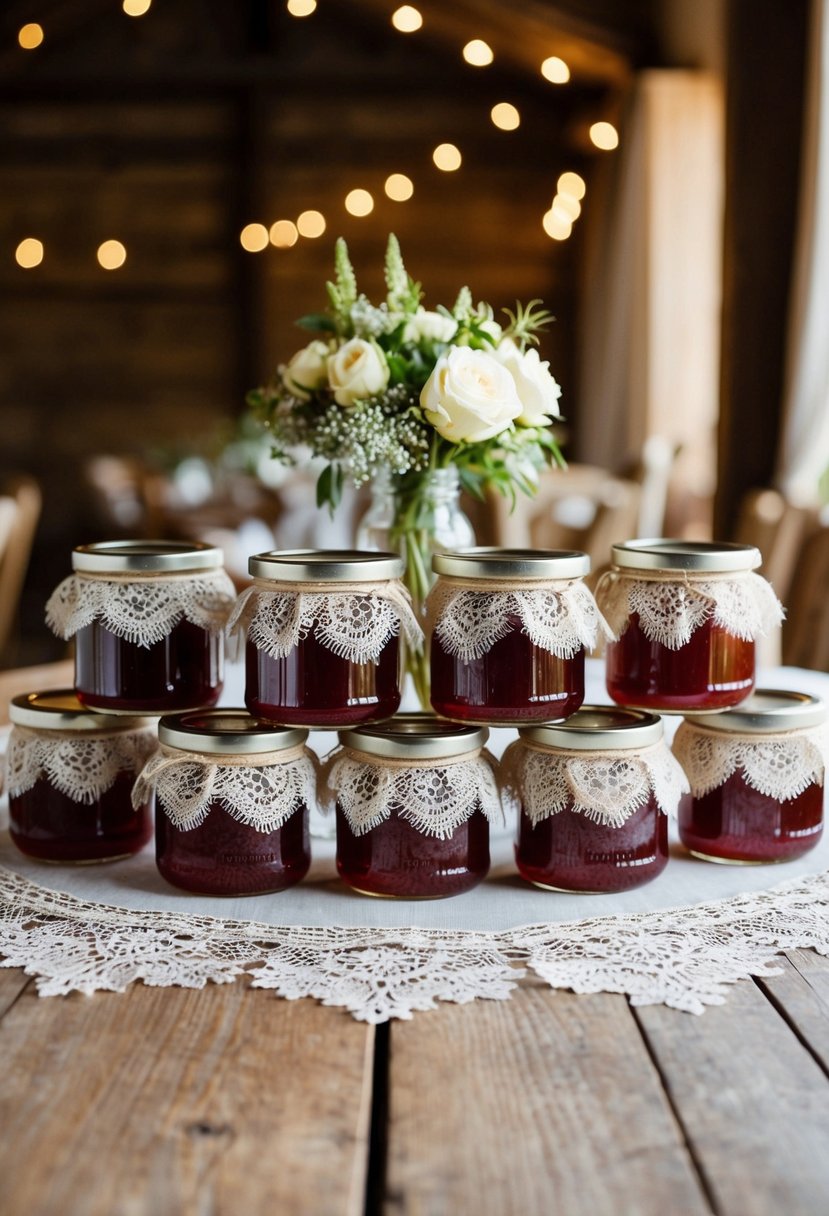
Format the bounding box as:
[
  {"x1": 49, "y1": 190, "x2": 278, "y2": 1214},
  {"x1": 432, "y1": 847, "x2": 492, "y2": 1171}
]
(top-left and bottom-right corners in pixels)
[
  {"x1": 673, "y1": 720, "x2": 829, "y2": 801},
  {"x1": 4, "y1": 726, "x2": 157, "y2": 805},
  {"x1": 227, "y1": 579, "x2": 423, "y2": 664},
  {"x1": 324, "y1": 747, "x2": 502, "y2": 838},
  {"x1": 133, "y1": 744, "x2": 319, "y2": 833},
  {"x1": 595, "y1": 569, "x2": 784, "y2": 651},
  {"x1": 503, "y1": 738, "x2": 689, "y2": 828},
  {"x1": 426, "y1": 578, "x2": 611, "y2": 663},
  {"x1": 46, "y1": 569, "x2": 238, "y2": 648}
]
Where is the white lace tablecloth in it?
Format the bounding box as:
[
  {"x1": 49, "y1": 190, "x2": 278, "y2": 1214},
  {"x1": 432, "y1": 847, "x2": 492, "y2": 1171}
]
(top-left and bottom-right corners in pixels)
[{"x1": 1, "y1": 661, "x2": 828, "y2": 1022}]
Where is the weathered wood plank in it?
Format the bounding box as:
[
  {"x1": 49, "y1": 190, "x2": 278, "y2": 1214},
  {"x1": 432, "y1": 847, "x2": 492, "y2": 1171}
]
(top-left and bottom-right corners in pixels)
[
  {"x1": 0, "y1": 968, "x2": 30, "y2": 1019},
  {"x1": 758, "y1": 950, "x2": 829, "y2": 1074},
  {"x1": 0, "y1": 661, "x2": 74, "y2": 721},
  {"x1": 0, "y1": 983, "x2": 374, "y2": 1216},
  {"x1": 383, "y1": 983, "x2": 711, "y2": 1216},
  {"x1": 636, "y1": 977, "x2": 829, "y2": 1215}
]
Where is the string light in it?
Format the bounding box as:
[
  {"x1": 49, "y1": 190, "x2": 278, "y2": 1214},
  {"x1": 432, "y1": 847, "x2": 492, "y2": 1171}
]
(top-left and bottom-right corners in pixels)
[
  {"x1": 557, "y1": 171, "x2": 586, "y2": 200},
  {"x1": 270, "y1": 220, "x2": 299, "y2": 248},
  {"x1": 541, "y1": 56, "x2": 570, "y2": 83},
  {"x1": 239, "y1": 223, "x2": 269, "y2": 253},
  {"x1": 385, "y1": 173, "x2": 414, "y2": 201},
  {"x1": 552, "y1": 195, "x2": 581, "y2": 222},
  {"x1": 462, "y1": 40, "x2": 493, "y2": 67},
  {"x1": 97, "y1": 240, "x2": 127, "y2": 270},
  {"x1": 18, "y1": 23, "x2": 44, "y2": 49},
  {"x1": 15, "y1": 238, "x2": 44, "y2": 268},
  {"x1": 589, "y1": 121, "x2": 619, "y2": 150},
  {"x1": 122, "y1": 0, "x2": 152, "y2": 15},
  {"x1": 433, "y1": 143, "x2": 461, "y2": 172},
  {"x1": 391, "y1": 6, "x2": 422, "y2": 33},
  {"x1": 297, "y1": 210, "x2": 326, "y2": 238},
  {"x1": 542, "y1": 211, "x2": 571, "y2": 241},
  {"x1": 344, "y1": 189, "x2": 374, "y2": 217},
  {"x1": 490, "y1": 103, "x2": 520, "y2": 131},
  {"x1": 287, "y1": 0, "x2": 316, "y2": 15}
]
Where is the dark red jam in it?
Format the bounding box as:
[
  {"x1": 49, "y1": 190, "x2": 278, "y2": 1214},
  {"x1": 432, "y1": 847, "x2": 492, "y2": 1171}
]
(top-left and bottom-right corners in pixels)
[
  {"x1": 75, "y1": 618, "x2": 222, "y2": 713},
  {"x1": 430, "y1": 614, "x2": 585, "y2": 724},
  {"x1": 515, "y1": 796, "x2": 668, "y2": 892},
  {"x1": 156, "y1": 801, "x2": 310, "y2": 895},
  {"x1": 336, "y1": 805, "x2": 490, "y2": 898},
  {"x1": 678, "y1": 775, "x2": 824, "y2": 863},
  {"x1": 246, "y1": 625, "x2": 401, "y2": 728},
  {"x1": 606, "y1": 614, "x2": 755, "y2": 712},
  {"x1": 9, "y1": 773, "x2": 152, "y2": 863}
]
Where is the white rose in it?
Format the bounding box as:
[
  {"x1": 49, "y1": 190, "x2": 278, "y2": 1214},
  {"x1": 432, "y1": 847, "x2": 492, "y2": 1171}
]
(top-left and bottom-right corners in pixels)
[
  {"x1": 420, "y1": 346, "x2": 522, "y2": 443},
  {"x1": 494, "y1": 342, "x2": 562, "y2": 426},
  {"x1": 403, "y1": 308, "x2": 458, "y2": 344},
  {"x1": 327, "y1": 338, "x2": 390, "y2": 406},
  {"x1": 282, "y1": 340, "x2": 330, "y2": 400}
]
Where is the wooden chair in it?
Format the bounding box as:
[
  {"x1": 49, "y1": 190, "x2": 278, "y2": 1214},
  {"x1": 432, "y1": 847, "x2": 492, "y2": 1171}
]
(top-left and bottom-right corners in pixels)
[
  {"x1": 734, "y1": 488, "x2": 818, "y2": 605},
  {"x1": 0, "y1": 476, "x2": 42, "y2": 662},
  {"x1": 782, "y1": 524, "x2": 829, "y2": 671}
]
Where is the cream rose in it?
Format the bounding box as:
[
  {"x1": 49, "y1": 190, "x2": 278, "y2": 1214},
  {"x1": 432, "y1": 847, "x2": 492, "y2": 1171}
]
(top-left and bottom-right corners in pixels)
[
  {"x1": 420, "y1": 346, "x2": 522, "y2": 443},
  {"x1": 403, "y1": 308, "x2": 457, "y2": 344},
  {"x1": 282, "y1": 340, "x2": 330, "y2": 400},
  {"x1": 494, "y1": 341, "x2": 562, "y2": 426},
  {"x1": 327, "y1": 338, "x2": 390, "y2": 406}
]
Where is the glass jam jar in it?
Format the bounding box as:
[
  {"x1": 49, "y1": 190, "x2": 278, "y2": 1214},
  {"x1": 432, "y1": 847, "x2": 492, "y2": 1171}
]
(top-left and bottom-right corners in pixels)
[
  {"x1": 429, "y1": 548, "x2": 598, "y2": 725},
  {"x1": 329, "y1": 715, "x2": 497, "y2": 898},
  {"x1": 675, "y1": 690, "x2": 828, "y2": 864},
  {"x1": 599, "y1": 540, "x2": 783, "y2": 713},
  {"x1": 144, "y1": 709, "x2": 314, "y2": 895},
  {"x1": 240, "y1": 549, "x2": 417, "y2": 728},
  {"x1": 46, "y1": 540, "x2": 235, "y2": 714},
  {"x1": 511, "y1": 706, "x2": 684, "y2": 892},
  {"x1": 6, "y1": 690, "x2": 155, "y2": 863}
]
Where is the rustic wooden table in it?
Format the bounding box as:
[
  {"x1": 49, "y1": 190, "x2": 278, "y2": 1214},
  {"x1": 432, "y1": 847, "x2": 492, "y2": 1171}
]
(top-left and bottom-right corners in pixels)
[{"x1": 2, "y1": 663, "x2": 829, "y2": 1215}]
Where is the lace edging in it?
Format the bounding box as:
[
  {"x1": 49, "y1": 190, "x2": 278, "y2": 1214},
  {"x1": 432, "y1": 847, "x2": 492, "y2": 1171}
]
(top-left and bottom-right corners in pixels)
[{"x1": 0, "y1": 864, "x2": 827, "y2": 1021}]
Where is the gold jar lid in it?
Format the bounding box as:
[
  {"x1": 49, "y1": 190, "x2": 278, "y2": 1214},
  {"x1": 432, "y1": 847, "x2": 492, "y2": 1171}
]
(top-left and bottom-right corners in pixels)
[
  {"x1": 158, "y1": 708, "x2": 307, "y2": 755},
  {"x1": 339, "y1": 712, "x2": 487, "y2": 760},
  {"x1": 249, "y1": 549, "x2": 404, "y2": 582},
  {"x1": 9, "y1": 689, "x2": 154, "y2": 732},
  {"x1": 72, "y1": 540, "x2": 224, "y2": 574},
  {"x1": 519, "y1": 704, "x2": 663, "y2": 751},
  {"x1": 610, "y1": 539, "x2": 761, "y2": 574},
  {"x1": 688, "y1": 689, "x2": 827, "y2": 733},
  {"x1": 432, "y1": 547, "x2": 590, "y2": 580}
]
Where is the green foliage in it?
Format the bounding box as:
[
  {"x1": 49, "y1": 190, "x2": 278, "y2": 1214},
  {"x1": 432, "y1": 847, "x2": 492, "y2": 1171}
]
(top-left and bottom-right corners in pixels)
[
  {"x1": 502, "y1": 299, "x2": 555, "y2": 349},
  {"x1": 326, "y1": 238, "x2": 358, "y2": 335},
  {"x1": 384, "y1": 233, "x2": 423, "y2": 314}
]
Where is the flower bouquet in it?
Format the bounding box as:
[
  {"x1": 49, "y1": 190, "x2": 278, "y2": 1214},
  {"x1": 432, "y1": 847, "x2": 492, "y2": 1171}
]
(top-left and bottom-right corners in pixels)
[{"x1": 247, "y1": 234, "x2": 565, "y2": 705}]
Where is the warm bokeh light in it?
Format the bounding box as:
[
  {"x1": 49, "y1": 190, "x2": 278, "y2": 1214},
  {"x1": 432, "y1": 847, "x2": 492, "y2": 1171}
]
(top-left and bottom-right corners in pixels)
[
  {"x1": 296, "y1": 210, "x2": 326, "y2": 238},
  {"x1": 462, "y1": 39, "x2": 494, "y2": 67},
  {"x1": 391, "y1": 5, "x2": 422, "y2": 33},
  {"x1": 345, "y1": 189, "x2": 374, "y2": 217},
  {"x1": 385, "y1": 173, "x2": 414, "y2": 202},
  {"x1": 122, "y1": 0, "x2": 152, "y2": 15},
  {"x1": 270, "y1": 220, "x2": 299, "y2": 248},
  {"x1": 542, "y1": 210, "x2": 572, "y2": 241},
  {"x1": 15, "y1": 238, "x2": 44, "y2": 268},
  {"x1": 541, "y1": 56, "x2": 570, "y2": 84},
  {"x1": 97, "y1": 240, "x2": 127, "y2": 270},
  {"x1": 287, "y1": 0, "x2": 317, "y2": 15},
  {"x1": 491, "y1": 103, "x2": 520, "y2": 131},
  {"x1": 552, "y1": 195, "x2": 581, "y2": 222},
  {"x1": 589, "y1": 121, "x2": 620, "y2": 150},
  {"x1": 239, "y1": 223, "x2": 269, "y2": 252},
  {"x1": 557, "y1": 171, "x2": 586, "y2": 200},
  {"x1": 433, "y1": 143, "x2": 462, "y2": 171},
  {"x1": 18, "y1": 23, "x2": 44, "y2": 49}
]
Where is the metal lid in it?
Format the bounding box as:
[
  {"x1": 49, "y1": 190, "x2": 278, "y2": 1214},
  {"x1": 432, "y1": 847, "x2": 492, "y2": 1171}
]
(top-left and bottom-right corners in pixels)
[
  {"x1": 72, "y1": 540, "x2": 224, "y2": 574},
  {"x1": 432, "y1": 547, "x2": 590, "y2": 580},
  {"x1": 610, "y1": 539, "x2": 761, "y2": 574},
  {"x1": 519, "y1": 704, "x2": 664, "y2": 750},
  {"x1": 9, "y1": 689, "x2": 154, "y2": 732},
  {"x1": 249, "y1": 549, "x2": 404, "y2": 582},
  {"x1": 688, "y1": 689, "x2": 828, "y2": 733},
  {"x1": 339, "y1": 712, "x2": 487, "y2": 759},
  {"x1": 158, "y1": 709, "x2": 307, "y2": 755}
]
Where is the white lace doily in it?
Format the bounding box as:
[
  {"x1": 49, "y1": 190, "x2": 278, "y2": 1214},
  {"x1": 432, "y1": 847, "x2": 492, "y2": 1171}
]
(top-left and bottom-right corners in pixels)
[
  {"x1": 595, "y1": 570, "x2": 784, "y2": 650},
  {"x1": 325, "y1": 749, "x2": 502, "y2": 838},
  {"x1": 133, "y1": 747, "x2": 318, "y2": 832},
  {"x1": 46, "y1": 570, "x2": 237, "y2": 648},
  {"x1": 4, "y1": 726, "x2": 157, "y2": 805},
  {"x1": 673, "y1": 720, "x2": 829, "y2": 801},
  {"x1": 427, "y1": 579, "x2": 611, "y2": 662},
  {"x1": 503, "y1": 740, "x2": 689, "y2": 828},
  {"x1": 227, "y1": 582, "x2": 423, "y2": 664}
]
